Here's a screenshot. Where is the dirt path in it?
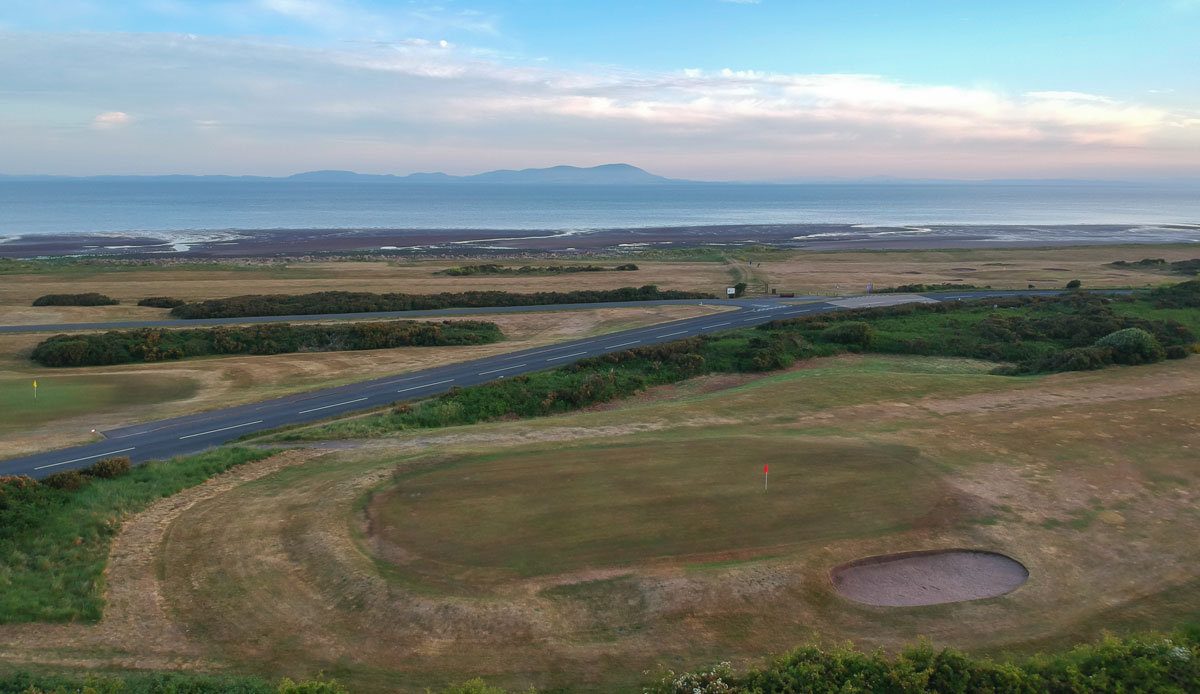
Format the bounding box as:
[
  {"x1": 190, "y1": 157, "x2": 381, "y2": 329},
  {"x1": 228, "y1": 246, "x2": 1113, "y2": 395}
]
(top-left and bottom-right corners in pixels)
[{"x1": 0, "y1": 448, "x2": 326, "y2": 671}]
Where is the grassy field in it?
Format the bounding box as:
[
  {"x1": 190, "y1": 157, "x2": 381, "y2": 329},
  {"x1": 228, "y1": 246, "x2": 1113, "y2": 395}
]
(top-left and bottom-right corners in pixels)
[
  {"x1": 0, "y1": 245, "x2": 1194, "y2": 326},
  {"x1": 0, "y1": 305, "x2": 725, "y2": 458},
  {"x1": 1, "y1": 353, "x2": 1193, "y2": 691}
]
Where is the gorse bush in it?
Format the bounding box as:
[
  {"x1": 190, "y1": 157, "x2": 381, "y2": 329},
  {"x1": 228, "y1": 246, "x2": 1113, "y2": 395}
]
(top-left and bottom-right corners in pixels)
[
  {"x1": 82, "y1": 456, "x2": 131, "y2": 479},
  {"x1": 820, "y1": 321, "x2": 877, "y2": 349},
  {"x1": 31, "y1": 293, "x2": 118, "y2": 307},
  {"x1": 646, "y1": 630, "x2": 1200, "y2": 694},
  {"x1": 1112, "y1": 258, "x2": 1200, "y2": 276},
  {"x1": 169, "y1": 286, "x2": 711, "y2": 319},
  {"x1": 436, "y1": 263, "x2": 638, "y2": 276},
  {"x1": 1151, "y1": 279, "x2": 1200, "y2": 308},
  {"x1": 31, "y1": 320, "x2": 503, "y2": 367},
  {"x1": 137, "y1": 296, "x2": 186, "y2": 308},
  {"x1": 873, "y1": 283, "x2": 985, "y2": 293},
  {"x1": 1094, "y1": 327, "x2": 1165, "y2": 365}
]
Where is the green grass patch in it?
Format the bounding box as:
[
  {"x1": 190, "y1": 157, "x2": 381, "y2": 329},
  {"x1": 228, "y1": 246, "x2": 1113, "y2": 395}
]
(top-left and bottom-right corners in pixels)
[
  {"x1": 0, "y1": 447, "x2": 276, "y2": 623},
  {"x1": 368, "y1": 436, "x2": 940, "y2": 579},
  {"x1": 0, "y1": 374, "x2": 197, "y2": 433}
]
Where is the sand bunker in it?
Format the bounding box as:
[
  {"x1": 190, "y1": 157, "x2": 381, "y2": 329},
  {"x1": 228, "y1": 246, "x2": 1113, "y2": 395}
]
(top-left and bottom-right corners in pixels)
[{"x1": 831, "y1": 549, "x2": 1028, "y2": 607}]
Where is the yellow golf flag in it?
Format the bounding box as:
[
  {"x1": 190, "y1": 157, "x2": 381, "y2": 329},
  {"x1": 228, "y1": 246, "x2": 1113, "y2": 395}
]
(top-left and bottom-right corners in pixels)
[{"x1": 33, "y1": 380, "x2": 37, "y2": 388}]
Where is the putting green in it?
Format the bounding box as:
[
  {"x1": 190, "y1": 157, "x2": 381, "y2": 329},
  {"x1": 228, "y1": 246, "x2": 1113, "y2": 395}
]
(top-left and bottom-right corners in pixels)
[
  {"x1": 367, "y1": 435, "x2": 945, "y2": 579},
  {"x1": 0, "y1": 373, "x2": 197, "y2": 432}
]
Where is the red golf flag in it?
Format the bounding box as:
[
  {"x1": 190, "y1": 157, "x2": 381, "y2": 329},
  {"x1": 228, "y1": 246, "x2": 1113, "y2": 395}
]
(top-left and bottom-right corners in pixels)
[{"x1": 764, "y1": 463, "x2": 769, "y2": 474}]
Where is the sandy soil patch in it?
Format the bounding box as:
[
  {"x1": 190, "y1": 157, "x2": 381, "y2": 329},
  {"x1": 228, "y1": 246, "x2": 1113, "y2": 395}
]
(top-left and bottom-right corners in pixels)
[{"x1": 831, "y1": 550, "x2": 1029, "y2": 607}]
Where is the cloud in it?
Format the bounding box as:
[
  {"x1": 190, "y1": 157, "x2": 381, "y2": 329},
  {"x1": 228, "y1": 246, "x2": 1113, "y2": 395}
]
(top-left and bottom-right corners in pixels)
[
  {"x1": 0, "y1": 30, "x2": 1196, "y2": 178},
  {"x1": 91, "y1": 110, "x2": 131, "y2": 129}
]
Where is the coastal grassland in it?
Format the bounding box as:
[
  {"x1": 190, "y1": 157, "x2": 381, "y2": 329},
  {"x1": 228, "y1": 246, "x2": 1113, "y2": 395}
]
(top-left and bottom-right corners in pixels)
[
  {"x1": 0, "y1": 305, "x2": 729, "y2": 458},
  {"x1": 0, "y1": 447, "x2": 274, "y2": 623},
  {"x1": 0, "y1": 259, "x2": 730, "y2": 325},
  {"x1": 12, "y1": 354, "x2": 1183, "y2": 692},
  {"x1": 1, "y1": 244, "x2": 1192, "y2": 327},
  {"x1": 745, "y1": 243, "x2": 1200, "y2": 295}
]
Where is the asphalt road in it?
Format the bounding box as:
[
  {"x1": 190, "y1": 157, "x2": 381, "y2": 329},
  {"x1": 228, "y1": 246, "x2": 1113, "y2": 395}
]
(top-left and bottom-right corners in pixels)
[{"x1": 0, "y1": 290, "x2": 1080, "y2": 478}]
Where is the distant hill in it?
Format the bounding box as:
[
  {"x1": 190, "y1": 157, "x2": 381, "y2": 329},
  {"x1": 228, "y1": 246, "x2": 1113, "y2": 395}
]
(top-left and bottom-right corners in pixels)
[
  {"x1": 1, "y1": 164, "x2": 686, "y2": 185},
  {"x1": 465, "y1": 163, "x2": 673, "y2": 184}
]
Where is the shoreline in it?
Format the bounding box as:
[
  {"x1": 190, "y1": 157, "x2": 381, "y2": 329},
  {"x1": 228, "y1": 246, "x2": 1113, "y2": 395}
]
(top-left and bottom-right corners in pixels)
[{"x1": 1, "y1": 223, "x2": 1198, "y2": 259}]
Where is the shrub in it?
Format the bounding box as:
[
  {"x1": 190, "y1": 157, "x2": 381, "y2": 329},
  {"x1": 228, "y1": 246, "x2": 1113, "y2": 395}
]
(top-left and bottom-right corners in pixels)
[
  {"x1": 137, "y1": 296, "x2": 185, "y2": 308},
  {"x1": 31, "y1": 320, "x2": 503, "y2": 367},
  {"x1": 1065, "y1": 279, "x2": 1082, "y2": 289},
  {"x1": 732, "y1": 282, "x2": 747, "y2": 297},
  {"x1": 820, "y1": 321, "x2": 877, "y2": 349},
  {"x1": 170, "y1": 286, "x2": 713, "y2": 319},
  {"x1": 42, "y1": 470, "x2": 85, "y2": 491},
  {"x1": 277, "y1": 676, "x2": 350, "y2": 694},
  {"x1": 1165, "y1": 344, "x2": 1190, "y2": 360},
  {"x1": 1151, "y1": 279, "x2": 1200, "y2": 308},
  {"x1": 82, "y1": 456, "x2": 131, "y2": 479},
  {"x1": 433, "y1": 678, "x2": 511, "y2": 694},
  {"x1": 1095, "y1": 327, "x2": 1165, "y2": 365},
  {"x1": 31, "y1": 293, "x2": 118, "y2": 307}
]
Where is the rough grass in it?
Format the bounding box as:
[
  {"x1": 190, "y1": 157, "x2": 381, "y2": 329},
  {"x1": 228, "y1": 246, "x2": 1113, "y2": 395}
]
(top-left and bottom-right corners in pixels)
[{"x1": 0, "y1": 447, "x2": 275, "y2": 623}]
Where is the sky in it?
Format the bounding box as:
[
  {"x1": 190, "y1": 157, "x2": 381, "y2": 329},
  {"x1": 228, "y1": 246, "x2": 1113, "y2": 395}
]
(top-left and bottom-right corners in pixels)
[{"x1": 1, "y1": 0, "x2": 1198, "y2": 180}]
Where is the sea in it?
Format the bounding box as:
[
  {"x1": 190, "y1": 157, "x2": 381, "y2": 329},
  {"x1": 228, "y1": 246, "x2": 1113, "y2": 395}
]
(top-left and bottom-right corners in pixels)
[{"x1": 1, "y1": 180, "x2": 1199, "y2": 247}]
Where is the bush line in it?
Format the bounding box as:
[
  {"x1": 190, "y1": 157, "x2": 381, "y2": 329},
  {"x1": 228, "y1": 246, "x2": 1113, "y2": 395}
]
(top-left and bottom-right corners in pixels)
[
  {"x1": 435, "y1": 263, "x2": 638, "y2": 276},
  {"x1": 31, "y1": 293, "x2": 118, "y2": 307},
  {"x1": 168, "y1": 285, "x2": 713, "y2": 319},
  {"x1": 30, "y1": 320, "x2": 503, "y2": 367}
]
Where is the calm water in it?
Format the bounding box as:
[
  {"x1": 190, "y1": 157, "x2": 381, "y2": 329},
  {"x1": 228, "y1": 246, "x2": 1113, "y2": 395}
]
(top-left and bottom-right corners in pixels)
[{"x1": 1, "y1": 181, "x2": 1198, "y2": 240}]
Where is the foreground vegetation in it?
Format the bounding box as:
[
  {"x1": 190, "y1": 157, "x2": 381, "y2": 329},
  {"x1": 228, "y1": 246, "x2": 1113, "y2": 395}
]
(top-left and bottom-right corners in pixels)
[
  {"x1": 645, "y1": 630, "x2": 1200, "y2": 694},
  {"x1": 274, "y1": 286, "x2": 1196, "y2": 442},
  {"x1": 169, "y1": 286, "x2": 712, "y2": 319},
  {"x1": 30, "y1": 320, "x2": 503, "y2": 367},
  {"x1": 3, "y1": 628, "x2": 1195, "y2": 693},
  {"x1": 0, "y1": 447, "x2": 275, "y2": 622}
]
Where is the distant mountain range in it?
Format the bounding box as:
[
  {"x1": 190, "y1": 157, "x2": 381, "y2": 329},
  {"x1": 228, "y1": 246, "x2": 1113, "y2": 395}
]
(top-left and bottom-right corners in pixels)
[
  {"x1": 0, "y1": 163, "x2": 687, "y2": 185},
  {"x1": 1, "y1": 165, "x2": 1191, "y2": 186}
]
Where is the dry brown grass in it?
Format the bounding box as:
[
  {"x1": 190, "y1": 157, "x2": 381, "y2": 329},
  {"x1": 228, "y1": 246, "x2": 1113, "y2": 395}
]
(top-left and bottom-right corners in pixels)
[
  {"x1": 2, "y1": 355, "x2": 1194, "y2": 692},
  {"x1": 0, "y1": 260, "x2": 731, "y2": 325},
  {"x1": 755, "y1": 245, "x2": 1200, "y2": 295},
  {"x1": 0, "y1": 304, "x2": 728, "y2": 457}
]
